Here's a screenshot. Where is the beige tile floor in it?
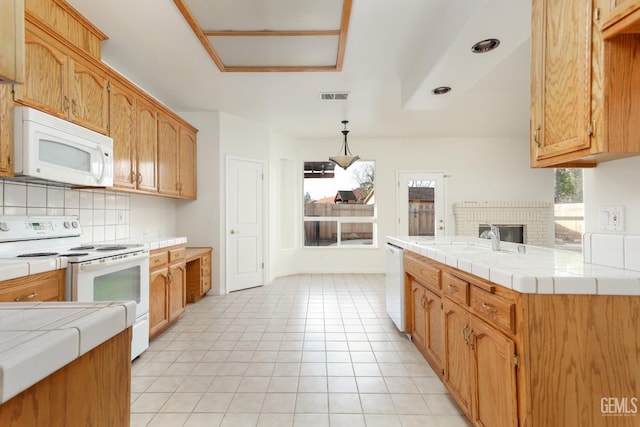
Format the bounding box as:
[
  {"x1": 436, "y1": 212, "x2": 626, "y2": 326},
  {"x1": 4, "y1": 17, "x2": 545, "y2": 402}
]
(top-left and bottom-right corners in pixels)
[{"x1": 130, "y1": 274, "x2": 471, "y2": 427}]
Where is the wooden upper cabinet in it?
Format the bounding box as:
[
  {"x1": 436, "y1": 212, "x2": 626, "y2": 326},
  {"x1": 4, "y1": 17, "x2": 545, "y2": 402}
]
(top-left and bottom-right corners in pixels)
[
  {"x1": 178, "y1": 126, "x2": 197, "y2": 199},
  {"x1": 157, "y1": 114, "x2": 197, "y2": 199},
  {"x1": 109, "y1": 81, "x2": 136, "y2": 190},
  {"x1": 0, "y1": 85, "x2": 14, "y2": 176},
  {"x1": 530, "y1": 0, "x2": 594, "y2": 166},
  {"x1": 531, "y1": 0, "x2": 640, "y2": 167},
  {"x1": 15, "y1": 26, "x2": 108, "y2": 135},
  {"x1": 15, "y1": 28, "x2": 68, "y2": 118},
  {"x1": 603, "y1": 0, "x2": 640, "y2": 38},
  {"x1": 136, "y1": 98, "x2": 158, "y2": 193},
  {"x1": 0, "y1": 0, "x2": 25, "y2": 84},
  {"x1": 68, "y1": 57, "x2": 108, "y2": 134},
  {"x1": 158, "y1": 113, "x2": 180, "y2": 197}
]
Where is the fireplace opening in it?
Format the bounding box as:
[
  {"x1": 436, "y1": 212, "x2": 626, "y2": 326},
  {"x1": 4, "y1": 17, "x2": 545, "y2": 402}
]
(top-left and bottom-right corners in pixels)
[{"x1": 479, "y1": 224, "x2": 524, "y2": 244}]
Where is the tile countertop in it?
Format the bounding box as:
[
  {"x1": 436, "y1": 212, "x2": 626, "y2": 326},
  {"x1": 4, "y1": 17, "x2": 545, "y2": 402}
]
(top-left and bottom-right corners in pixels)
[
  {"x1": 0, "y1": 300, "x2": 136, "y2": 404},
  {"x1": 133, "y1": 236, "x2": 187, "y2": 250},
  {"x1": 388, "y1": 236, "x2": 640, "y2": 296},
  {"x1": 0, "y1": 237, "x2": 188, "y2": 281}
]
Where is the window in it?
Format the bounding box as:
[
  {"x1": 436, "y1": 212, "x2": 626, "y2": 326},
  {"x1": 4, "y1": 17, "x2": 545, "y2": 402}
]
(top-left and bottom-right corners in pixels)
[
  {"x1": 303, "y1": 161, "x2": 375, "y2": 247},
  {"x1": 554, "y1": 168, "x2": 583, "y2": 252}
]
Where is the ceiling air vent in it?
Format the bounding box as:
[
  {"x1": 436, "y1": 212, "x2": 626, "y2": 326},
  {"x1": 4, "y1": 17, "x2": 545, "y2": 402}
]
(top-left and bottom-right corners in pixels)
[{"x1": 320, "y1": 92, "x2": 349, "y2": 100}]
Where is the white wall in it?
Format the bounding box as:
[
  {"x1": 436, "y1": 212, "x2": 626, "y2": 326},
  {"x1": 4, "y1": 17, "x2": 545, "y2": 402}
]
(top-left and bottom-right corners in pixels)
[
  {"x1": 583, "y1": 156, "x2": 640, "y2": 234},
  {"x1": 269, "y1": 136, "x2": 554, "y2": 278},
  {"x1": 176, "y1": 111, "x2": 272, "y2": 294},
  {"x1": 129, "y1": 193, "x2": 177, "y2": 240}
]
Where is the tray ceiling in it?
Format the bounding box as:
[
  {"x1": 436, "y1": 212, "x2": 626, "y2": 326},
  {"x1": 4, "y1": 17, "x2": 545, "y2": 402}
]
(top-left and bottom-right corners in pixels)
[{"x1": 173, "y1": 0, "x2": 353, "y2": 72}]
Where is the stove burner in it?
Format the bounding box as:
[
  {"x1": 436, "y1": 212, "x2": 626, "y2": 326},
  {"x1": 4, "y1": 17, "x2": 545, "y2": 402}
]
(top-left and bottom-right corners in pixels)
[
  {"x1": 60, "y1": 253, "x2": 90, "y2": 257},
  {"x1": 17, "y1": 252, "x2": 59, "y2": 257},
  {"x1": 69, "y1": 246, "x2": 95, "y2": 251},
  {"x1": 96, "y1": 245, "x2": 128, "y2": 251}
]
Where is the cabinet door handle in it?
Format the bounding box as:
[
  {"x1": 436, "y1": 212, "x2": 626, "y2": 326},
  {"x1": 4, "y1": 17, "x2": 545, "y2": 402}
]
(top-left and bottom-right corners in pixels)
[
  {"x1": 71, "y1": 99, "x2": 78, "y2": 115},
  {"x1": 15, "y1": 292, "x2": 37, "y2": 302},
  {"x1": 420, "y1": 295, "x2": 427, "y2": 309},
  {"x1": 447, "y1": 284, "x2": 458, "y2": 292},
  {"x1": 534, "y1": 126, "x2": 541, "y2": 147},
  {"x1": 462, "y1": 323, "x2": 469, "y2": 344},
  {"x1": 138, "y1": 173, "x2": 143, "y2": 184},
  {"x1": 167, "y1": 272, "x2": 173, "y2": 283},
  {"x1": 482, "y1": 302, "x2": 498, "y2": 313},
  {"x1": 63, "y1": 96, "x2": 69, "y2": 112},
  {"x1": 467, "y1": 329, "x2": 475, "y2": 350}
]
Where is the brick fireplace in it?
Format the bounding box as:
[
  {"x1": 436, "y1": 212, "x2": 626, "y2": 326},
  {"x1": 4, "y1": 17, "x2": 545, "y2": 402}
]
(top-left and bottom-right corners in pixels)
[{"x1": 453, "y1": 201, "x2": 554, "y2": 247}]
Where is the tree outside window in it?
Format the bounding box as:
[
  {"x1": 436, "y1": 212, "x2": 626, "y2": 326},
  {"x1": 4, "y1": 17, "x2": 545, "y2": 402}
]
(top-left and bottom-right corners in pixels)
[{"x1": 554, "y1": 168, "x2": 583, "y2": 251}]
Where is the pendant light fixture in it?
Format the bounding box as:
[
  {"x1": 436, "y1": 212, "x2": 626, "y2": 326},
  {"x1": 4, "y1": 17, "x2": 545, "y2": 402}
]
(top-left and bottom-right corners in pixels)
[{"x1": 329, "y1": 120, "x2": 360, "y2": 169}]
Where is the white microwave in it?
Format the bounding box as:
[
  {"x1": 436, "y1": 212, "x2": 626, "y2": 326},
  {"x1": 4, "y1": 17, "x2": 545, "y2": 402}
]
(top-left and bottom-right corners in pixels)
[{"x1": 13, "y1": 107, "x2": 114, "y2": 187}]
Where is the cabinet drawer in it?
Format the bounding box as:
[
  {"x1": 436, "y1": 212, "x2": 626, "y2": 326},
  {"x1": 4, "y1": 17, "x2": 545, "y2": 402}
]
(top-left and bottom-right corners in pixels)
[
  {"x1": 169, "y1": 247, "x2": 185, "y2": 263},
  {"x1": 150, "y1": 251, "x2": 168, "y2": 269},
  {"x1": 442, "y1": 273, "x2": 469, "y2": 305},
  {"x1": 469, "y1": 286, "x2": 515, "y2": 334},
  {"x1": 404, "y1": 253, "x2": 440, "y2": 292},
  {"x1": 0, "y1": 280, "x2": 59, "y2": 302}
]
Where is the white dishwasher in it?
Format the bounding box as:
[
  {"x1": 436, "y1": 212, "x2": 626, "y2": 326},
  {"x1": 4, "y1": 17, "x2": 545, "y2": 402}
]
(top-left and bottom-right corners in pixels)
[{"x1": 385, "y1": 243, "x2": 405, "y2": 332}]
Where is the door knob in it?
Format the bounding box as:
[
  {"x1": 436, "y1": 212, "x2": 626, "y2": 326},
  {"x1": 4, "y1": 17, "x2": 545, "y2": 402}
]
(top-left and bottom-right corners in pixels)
[{"x1": 230, "y1": 229, "x2": 237, "y2": 234}]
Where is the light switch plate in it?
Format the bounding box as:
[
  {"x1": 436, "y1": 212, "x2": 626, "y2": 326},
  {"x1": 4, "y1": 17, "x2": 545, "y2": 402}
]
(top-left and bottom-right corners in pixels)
[{"x1": 599, "y1": 206, "x2": 624, "y2": 231}]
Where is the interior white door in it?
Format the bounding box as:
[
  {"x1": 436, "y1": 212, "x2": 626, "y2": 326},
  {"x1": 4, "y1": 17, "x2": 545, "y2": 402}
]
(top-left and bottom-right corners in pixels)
[
  {"x1": 226, "y1": 157, "x2": 264, "y2": 292},
  {"x1": 397, "y1": 172, "x2": 445, "y2": 236}
]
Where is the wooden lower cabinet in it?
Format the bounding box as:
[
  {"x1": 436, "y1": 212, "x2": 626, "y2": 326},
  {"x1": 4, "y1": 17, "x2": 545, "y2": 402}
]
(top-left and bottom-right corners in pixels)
[
  {"x1": 409, "y1": 279, "x2": 427, "y2": 350},
  {"x1": 185, "y1": 247, "x2": 212, "y2": 303},
  {"x1": 406, "y1": 250, "x2": 640, "y2": 427},
  {"x1": 442, "y1": 298, "x2": 473, "y2": 417},
  {"x1": 0, "y1": 269, "x2": 65, "y2": 302},
  {"x1": 0, "y1": 327, "x2": 131, "y2": 426},
  {"x1": 408, "y1": 278, "x2": 443, "y2": 376},
  {"x1": 405, "y1": 251, "x2": 444, "y2": 378},
  {"x1": 149, "y1": 244, "x2": 186, "y2": 340},
  {"x1": 149, "y1": 267, "x2": 169, "y2": 338},
  {"x1": 470, "y1": 313, "x2": 518, "y2": 427},
  {"x1": 443, "y1": 297, "x2": 518, "y2": 426},
  {"x1": 168, "y1": 262, "x2": 186, "y2": 320}
]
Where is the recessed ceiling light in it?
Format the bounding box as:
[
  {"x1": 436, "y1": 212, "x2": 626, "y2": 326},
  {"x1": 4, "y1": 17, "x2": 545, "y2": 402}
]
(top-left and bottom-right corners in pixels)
[
  {"x1": 431, "y1": 86, "x2": 451, "y2": 95},
  {"x1": 471, "y1": 38, "x2": 500, "y2": 53}
]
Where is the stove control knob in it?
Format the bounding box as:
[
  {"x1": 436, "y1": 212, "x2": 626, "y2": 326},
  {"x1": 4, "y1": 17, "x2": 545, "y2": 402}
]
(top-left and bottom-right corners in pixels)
[
  {"x1": 71, "y1": 221, "x2": 79, "y2": 228},
  {"x1": 63, "y1": 221, "x2": 71, "y2": 229},
  {"x1": 0, "y1": 222, "x2": 8, "y2": 232}
]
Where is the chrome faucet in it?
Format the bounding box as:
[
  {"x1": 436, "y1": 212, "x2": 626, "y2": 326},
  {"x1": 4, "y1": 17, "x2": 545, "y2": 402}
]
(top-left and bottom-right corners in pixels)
[{"x1": 480, "y1": 224, "x2": 501, "y2": 251}]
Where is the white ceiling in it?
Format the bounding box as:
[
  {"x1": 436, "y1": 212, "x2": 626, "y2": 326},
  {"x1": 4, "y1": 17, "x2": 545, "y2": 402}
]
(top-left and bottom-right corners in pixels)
[{"x1": 66, "y1": 0, "x2": 531, "y2": 139}]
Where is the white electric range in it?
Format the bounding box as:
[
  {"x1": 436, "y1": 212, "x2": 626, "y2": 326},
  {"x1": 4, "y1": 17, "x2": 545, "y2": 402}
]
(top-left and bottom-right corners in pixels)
[{"x1": 0, "y1": 216, "x2": 150, "y2": 359}]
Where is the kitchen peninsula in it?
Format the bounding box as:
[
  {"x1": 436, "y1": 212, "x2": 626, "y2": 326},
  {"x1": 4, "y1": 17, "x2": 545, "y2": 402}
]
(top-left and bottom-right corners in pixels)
[
  {"x1": 389, "y1": 236, "x2": 640, "y2": 427},
  {"x1": 0, "y1": 301, "x2": 136, "y2": 426}
]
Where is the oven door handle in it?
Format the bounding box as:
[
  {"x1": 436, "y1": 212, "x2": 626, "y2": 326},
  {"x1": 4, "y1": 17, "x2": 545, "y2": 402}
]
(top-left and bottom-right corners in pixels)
[{"x1": 77, "y1": 253, "x2": 148, "y2": 272}]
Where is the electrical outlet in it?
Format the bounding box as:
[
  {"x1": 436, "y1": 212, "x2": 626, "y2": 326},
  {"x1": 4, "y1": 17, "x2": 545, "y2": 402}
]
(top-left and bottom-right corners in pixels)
[{"x1": 599, "y1": 206, "x2": 624, "y2": 231}]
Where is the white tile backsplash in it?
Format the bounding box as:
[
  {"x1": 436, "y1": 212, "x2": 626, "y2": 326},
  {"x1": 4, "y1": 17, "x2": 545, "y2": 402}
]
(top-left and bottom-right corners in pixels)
[
  {"x1": 585, "y1": 232, "x2": 640, "y2": 272},
  {"x1": 46, "y1": 188, "x2": 65, "y2": 208},
  {"x1": 4, "y1": 183, "x2": 26, "y2": 207},
  {"x1": 591, "y1": 234, "x2": 625, "y2": 269},
  {"x1": 0, "y1": 181, "x2": 130, "y2": 243},
  {"x1": 79, "y1": 191, "x2": 92, "y2": 209},
  {"x1": 624, "y1": 236, "x2": 640, "y2": 272},
  {"x1": 26, "y1": 184, "x2": 47, "y2": 207}
]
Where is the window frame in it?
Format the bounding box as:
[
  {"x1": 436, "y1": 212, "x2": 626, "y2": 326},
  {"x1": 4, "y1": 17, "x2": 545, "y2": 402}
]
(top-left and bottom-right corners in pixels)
[{"x1": 302, "y1": 160, "x2": 377, "y2": 249}]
